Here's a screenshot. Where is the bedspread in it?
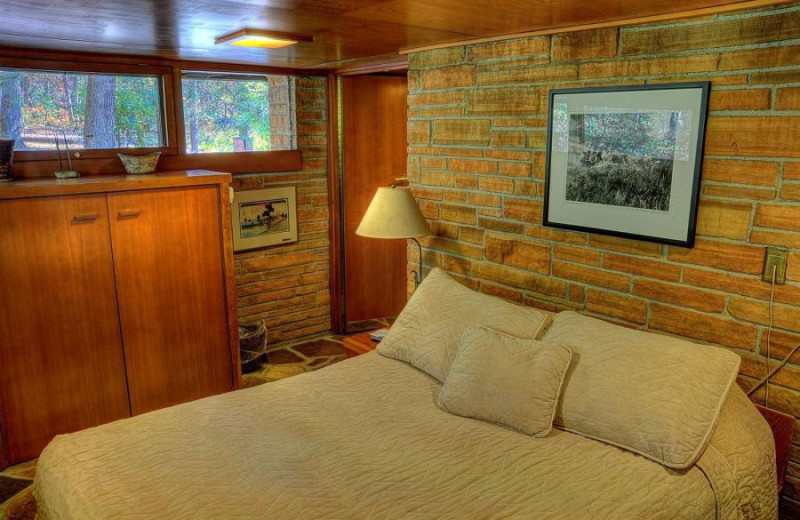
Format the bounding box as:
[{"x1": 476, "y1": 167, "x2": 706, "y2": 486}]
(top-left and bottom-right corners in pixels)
[{"x1": 35, "y1": 353, "x2": 774, "y2": 519}]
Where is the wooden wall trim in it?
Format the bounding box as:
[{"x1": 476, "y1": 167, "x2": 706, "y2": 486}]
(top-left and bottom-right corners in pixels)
[
  {"x1": 162, "y1": 68, "x2": 180, "y2": 157},
  {"x1": 326, "y1": 73, "x2": 345, "y2": 334},
  {"x1": 10, "y1": 150, "x2": 302, "y2": 178},
  {"x1": 171, "y1": 67, "x2": 188, "y2": 156},
  {"x1": 0, "y1": 170, "x2": 230, "y2": 200},
  {"x1": 0, "y1": 46, "x2": 327, "y2": 76},
  {"x1": 217, "y1": 180, "x2": 242, "y2": 390},
  {"x1": 333, "y1": 54, "x2": 408, "y2": 76},
  {"x1": 399, "y1": 0, "x2": 796, "y2": 54},
  {"x1": 159, "y1": 150, "x2": 303, "y2": 174}
]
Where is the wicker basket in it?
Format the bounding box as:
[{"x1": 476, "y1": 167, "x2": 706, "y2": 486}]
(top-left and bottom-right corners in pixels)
[
  {"x1": 118, "y1": 152, "x2": 161, "y2": 174},
  {"x1": 239, "y1": 321, "x2": 268, "y2": 373}
]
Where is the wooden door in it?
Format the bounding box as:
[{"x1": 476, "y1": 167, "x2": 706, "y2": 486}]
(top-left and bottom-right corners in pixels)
[
  {"x1": 0, "y1": 195, "x2": 130, "y2": 465},
  {"x1": 341, "y1": 74, "x2": 408, "y2": 327},
  {"x1": 108, "y1": 186, "x2": 233, "y2": 415}
]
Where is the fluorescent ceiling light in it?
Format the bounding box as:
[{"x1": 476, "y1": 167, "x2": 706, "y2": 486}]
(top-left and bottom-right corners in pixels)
[{"x1": 215, "y1": 29, "x2": 313, "y2": 49}]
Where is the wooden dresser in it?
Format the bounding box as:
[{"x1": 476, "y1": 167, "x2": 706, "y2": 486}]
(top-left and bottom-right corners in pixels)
[{"x1": 0, "y1": 170, "x2": 240, "y2": 469}]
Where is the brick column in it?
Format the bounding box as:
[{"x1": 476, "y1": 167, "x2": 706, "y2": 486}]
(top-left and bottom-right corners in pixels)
[
  {"x1": 234, "y1": 76, "x2": 329, "y2": 344},
  {"x1": 268, "y1": 76, "x2": 297, "y2": 150}
]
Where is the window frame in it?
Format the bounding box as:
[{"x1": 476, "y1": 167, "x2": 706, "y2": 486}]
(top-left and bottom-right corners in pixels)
[
  {"x1": 0, "y1": 50, "x2": 306, "y2": 176},
  {"x1": 1, "y1": 57, "x2": 177, "y2": 162},
  {"x1": 178, "y1": 70, "x2": 289, "y2": 155}
]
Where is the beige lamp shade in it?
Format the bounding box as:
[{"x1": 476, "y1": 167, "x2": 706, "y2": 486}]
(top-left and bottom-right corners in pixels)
[{"x1": 356, "y1": 186, "x2": 431, "y2": 239}]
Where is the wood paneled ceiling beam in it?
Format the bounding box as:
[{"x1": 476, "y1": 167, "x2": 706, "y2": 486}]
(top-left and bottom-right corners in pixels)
[
  {"x1": 0, "y1": 0, "x2": 795, "y2": 70},
  {"x1": 400, "y1": 0, "x2": 798, "y2": 54}
]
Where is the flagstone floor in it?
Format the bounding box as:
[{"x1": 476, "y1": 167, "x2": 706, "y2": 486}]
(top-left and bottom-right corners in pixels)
[{"x1": 0, "y1": 460, "x2": 36, "y2": 520}]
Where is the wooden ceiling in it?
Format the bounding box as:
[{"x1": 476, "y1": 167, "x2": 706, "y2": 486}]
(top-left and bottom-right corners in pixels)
[{"x1": 0, "y1": 0, "x2": 788, "y2": 71}]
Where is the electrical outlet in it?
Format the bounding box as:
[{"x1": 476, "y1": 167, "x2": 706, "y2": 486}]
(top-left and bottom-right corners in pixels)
[{"x1": 762, "y1": 246, "x2": 788, "y2": 284}]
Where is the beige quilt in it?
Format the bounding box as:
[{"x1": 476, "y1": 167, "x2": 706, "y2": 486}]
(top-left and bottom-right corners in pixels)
[{"x1": 35, "y1": 353, "x2": 775, "y2": 519}]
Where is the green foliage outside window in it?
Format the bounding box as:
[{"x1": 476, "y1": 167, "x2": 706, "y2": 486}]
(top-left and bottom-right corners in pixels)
[
  {"x1": 182, "y1": 76, "x2": 273, "y2": 153},
  {"x1": 0, "y1": 69, "x2": 162, "y2": 150},
  {"x1": 0, "y1": 67, "x2": 294, "y2": 155}
]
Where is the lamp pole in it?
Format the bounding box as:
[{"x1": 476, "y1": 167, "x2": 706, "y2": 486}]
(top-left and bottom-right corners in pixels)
[{"x1": 410, "y1": 237, "x2": 423, "y2": 288}]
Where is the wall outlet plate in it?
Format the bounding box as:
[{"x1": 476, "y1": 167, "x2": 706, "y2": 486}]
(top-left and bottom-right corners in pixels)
[{"x1": 763, "y1": 246, "x2": 788, "y2": 284}]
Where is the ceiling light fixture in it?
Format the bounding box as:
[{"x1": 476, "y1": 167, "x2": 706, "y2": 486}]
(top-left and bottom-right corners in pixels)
[{"x1": 214, "y1": 29, "x2": 313, "y2": 49}]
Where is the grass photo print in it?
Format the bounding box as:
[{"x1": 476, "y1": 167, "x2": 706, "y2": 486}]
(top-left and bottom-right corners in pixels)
[{"x1": 544, "y1": 83, "x2": 710, "y2": 247}]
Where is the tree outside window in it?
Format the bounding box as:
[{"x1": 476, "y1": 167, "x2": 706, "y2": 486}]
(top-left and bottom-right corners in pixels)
[
  {"x1": 0, "y1": 69, "x2": 163, "y2": 150},
  {"x1": 181, "y1": 73, "x2": 296, "y2": 154}
]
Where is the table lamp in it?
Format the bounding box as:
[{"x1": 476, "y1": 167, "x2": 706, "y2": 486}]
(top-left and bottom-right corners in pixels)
[{"x1": 356, "y1": 185, "x2": 431, "y2": 287}]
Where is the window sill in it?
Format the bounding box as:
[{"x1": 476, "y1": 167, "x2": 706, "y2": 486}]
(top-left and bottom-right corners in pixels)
[{"x1": 10, "y1": 149, "x2": 303, "y2": 178}]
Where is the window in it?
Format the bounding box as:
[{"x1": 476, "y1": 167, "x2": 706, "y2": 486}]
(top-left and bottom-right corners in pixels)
[
  {"x1": 0, "y1": 53, "x2": 303, "y2": 175},
  {"x1": 0, "y1": 68, "x2": 165, "y2": 151},
  {"x1": 181, "y1": 72, "x2": 296, "y2": 154}
]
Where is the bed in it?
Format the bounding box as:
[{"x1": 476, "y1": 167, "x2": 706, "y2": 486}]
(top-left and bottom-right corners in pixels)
[{"x1": 34, "y1": 269, "x2": 778, "y2": 520}]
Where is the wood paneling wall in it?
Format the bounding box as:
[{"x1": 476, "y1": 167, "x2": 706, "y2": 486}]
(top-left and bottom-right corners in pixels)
[{"x1": 341, "y1": 75, "x2": 409, "y2": 325}]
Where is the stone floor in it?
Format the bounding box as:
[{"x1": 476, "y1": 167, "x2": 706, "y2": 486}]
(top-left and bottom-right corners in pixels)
[
  {"x1": 0, "y1": 460, "x2": 36, "y2": 520},
  {"x1": 0, "y1": 331, "x2": 364, "y2": 520},
  {"x1": 241, "y1": 334, "x2": 346, "y2": 388}
]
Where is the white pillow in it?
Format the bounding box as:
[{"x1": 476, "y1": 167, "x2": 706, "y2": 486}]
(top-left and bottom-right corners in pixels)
[
  {"x1": 541, "y1": 311, "x2": 741, "y2": 469},
  {"x1": 377, "y1": 268, "x2": 552, "y2": 382},
  {"x1": 439, "y1": 326, "x2": 572, "y2": 437}
]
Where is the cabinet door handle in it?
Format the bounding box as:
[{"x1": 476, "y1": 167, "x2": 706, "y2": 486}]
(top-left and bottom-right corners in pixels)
[
  {"x1": 73, "y1": 212, "x2": 99, "y2": 222},
  {"x1": 118, "y1": 208, "x2": 141, "y2": 219}
]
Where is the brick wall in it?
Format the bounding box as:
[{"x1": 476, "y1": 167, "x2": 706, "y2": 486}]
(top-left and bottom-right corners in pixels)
[
  {"x1": 233, "y1": 76, "x2": 330, "y2": 344},
  {"x1": 406, "y1": 2, "x2": 800, "y2": 511},
  {"x1": 267, "y1": 76, "x2": 298, "y2": 150}
]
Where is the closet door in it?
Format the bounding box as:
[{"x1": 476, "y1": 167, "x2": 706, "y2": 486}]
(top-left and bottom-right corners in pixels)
[
  {"x1": 108, "y1": 186, "x2": 233, "y2": 415},
  {"x1": 341, "y1": 74, "x2": 408, "y2": 328},
  {"x1": 0, "y1": 194, "x2": 130, "y2": 465}
]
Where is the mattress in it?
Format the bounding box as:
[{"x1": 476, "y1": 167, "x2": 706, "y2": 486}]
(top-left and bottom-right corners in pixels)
[{"x1": 34, "y1": 353, "x2": 775, "y2": 519}]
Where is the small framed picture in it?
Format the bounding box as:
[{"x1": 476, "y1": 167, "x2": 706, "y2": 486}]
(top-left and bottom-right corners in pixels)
[
  {"x1": 232, "y1": 186, "x2": 298, "y2": 251},
  {"x1": 544, "y1": 82, "x2": 710, "y2": 247}
]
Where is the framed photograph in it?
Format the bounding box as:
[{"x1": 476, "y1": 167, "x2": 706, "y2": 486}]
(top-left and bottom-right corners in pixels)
[
  {"x1": 232, "y1": 186, "x2": 298, "y2": 251},
  {"x1": 544, "y1": 82, "x2": 710, "y2": 247}
]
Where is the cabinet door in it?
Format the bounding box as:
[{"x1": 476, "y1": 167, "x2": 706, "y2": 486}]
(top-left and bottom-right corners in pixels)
[
  {"x1": 0, "y1": 195, "x2": 130, "y2": 465},
  {"x1": 108, "y1": 186, "x2": 233, "y2": 415}
]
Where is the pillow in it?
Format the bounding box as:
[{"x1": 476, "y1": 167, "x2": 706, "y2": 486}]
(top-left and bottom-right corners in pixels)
[
  {"x1": 541, "y1": 311, "x2": 741, "y2": 469},
  {"x1": 438, "y1": 326, "x2": 572, "y2": 437},
  {"x1": 377, "y1": 268, "x2": 552, "y2": 382}
]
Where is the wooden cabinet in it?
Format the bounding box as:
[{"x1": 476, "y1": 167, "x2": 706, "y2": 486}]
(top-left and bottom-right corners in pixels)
[
  {"x1": 0, "y1": 171, "x2": 240, "y2": 468},
  {"x1": 0, "y1": 194, "x2": 131, "y2": 465},
  {"x1": 109, "y1": 187, "x2": 233, "y2": 415}
]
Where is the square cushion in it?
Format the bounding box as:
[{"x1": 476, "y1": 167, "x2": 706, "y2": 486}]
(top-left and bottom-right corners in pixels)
[
  {"x1": 541, "y1": 311, "x2": 741, "y2": 469},
  {"x1": 438, "y1": 326, "x2": 572, "y2": 437},
  {"x1": 377, "y1": 268, "x2": 552, "y2": 382}
]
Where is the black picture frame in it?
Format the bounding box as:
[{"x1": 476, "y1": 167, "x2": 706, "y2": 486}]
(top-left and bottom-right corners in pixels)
[{"x1": 543, "y1": 82, "x2": 710, "y2": 247}]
